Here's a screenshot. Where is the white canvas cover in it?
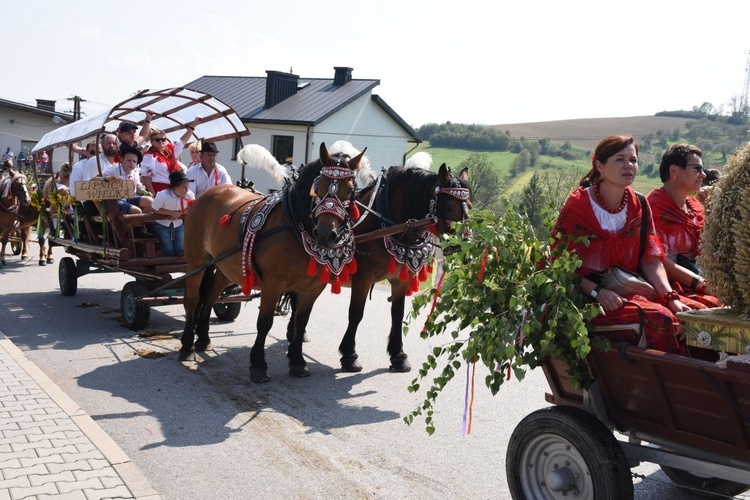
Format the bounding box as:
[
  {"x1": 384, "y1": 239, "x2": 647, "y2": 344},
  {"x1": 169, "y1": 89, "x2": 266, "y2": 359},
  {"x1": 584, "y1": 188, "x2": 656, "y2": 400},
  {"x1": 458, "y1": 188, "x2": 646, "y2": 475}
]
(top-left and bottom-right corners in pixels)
[{"x1": 33, "y1": 87, "x2": 249, "y2": 153}]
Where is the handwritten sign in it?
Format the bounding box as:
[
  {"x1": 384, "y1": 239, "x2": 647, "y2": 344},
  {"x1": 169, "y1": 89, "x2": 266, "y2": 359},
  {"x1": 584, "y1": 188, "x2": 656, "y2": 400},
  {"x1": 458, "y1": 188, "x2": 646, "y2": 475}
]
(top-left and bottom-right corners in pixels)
[{"x1": 75, "y1": 179, "x2": 133, "y2": 201}]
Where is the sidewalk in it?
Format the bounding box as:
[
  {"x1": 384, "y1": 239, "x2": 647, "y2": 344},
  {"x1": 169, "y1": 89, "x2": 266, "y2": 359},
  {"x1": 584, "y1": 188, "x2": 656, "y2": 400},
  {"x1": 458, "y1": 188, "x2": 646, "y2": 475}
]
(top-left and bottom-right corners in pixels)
[{"x1": 0, "y1": 331, "x2": 160, "y2": 500}]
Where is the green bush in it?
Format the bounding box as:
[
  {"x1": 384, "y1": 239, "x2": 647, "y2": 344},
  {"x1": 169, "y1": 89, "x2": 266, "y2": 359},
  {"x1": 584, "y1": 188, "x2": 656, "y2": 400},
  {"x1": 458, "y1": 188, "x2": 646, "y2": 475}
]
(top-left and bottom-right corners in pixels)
[{"x1": 404, "y1": 207, "x2": 604, "y2": 434}]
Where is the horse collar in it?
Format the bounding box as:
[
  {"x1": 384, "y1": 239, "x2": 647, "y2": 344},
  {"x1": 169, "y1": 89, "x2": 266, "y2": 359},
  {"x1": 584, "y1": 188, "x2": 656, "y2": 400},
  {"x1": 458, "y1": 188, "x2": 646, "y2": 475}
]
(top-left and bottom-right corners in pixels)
[{"x1": 301, "y1": 229, "x2": 355, "y2": 276}]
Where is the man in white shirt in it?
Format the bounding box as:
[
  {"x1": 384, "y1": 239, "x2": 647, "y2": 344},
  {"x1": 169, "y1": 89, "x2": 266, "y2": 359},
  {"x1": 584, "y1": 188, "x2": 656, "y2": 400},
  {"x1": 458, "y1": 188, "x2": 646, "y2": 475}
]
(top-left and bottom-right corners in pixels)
[
  {"x1": 186, "y1": 141, "x2": 232, "y2": 197},
  {"x1": 70, "y1": 134, "x2": 119, "y2": 198}
]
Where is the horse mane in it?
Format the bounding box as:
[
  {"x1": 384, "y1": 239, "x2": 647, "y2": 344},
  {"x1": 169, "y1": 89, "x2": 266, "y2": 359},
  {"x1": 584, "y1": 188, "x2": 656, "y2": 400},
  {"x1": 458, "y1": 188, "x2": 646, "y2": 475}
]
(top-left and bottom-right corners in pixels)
[
  {"x1": 385, "y1": 166, "x2": 437, "y2": 219},
  {"x1": 287, "y1": 157, "x2": 322, "y2": 221}
]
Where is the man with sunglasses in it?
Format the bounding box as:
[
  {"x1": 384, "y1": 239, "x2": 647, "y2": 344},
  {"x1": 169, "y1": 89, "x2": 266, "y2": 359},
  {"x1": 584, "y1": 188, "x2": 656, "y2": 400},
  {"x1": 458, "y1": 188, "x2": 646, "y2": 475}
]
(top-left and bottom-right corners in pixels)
[
  {"x1": 646, "y1": 143, "x2": 719, "y2": 307},
  {"x1": 185, "y1": 141, "x2": 232, "y2": 197}
]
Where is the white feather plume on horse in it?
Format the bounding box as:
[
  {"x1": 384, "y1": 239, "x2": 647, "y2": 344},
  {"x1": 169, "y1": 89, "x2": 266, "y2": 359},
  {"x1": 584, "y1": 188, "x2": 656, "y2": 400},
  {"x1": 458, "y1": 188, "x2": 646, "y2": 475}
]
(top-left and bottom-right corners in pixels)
[
  {"x1": 236, "y1": 144, "x2": 289, "y2": 186},
  {"x1": 404, "y1": 151, "x2": 432, "y2": 170},
  {"x1": 329, "y1": 140, "x2": 374, "y2": 188}
]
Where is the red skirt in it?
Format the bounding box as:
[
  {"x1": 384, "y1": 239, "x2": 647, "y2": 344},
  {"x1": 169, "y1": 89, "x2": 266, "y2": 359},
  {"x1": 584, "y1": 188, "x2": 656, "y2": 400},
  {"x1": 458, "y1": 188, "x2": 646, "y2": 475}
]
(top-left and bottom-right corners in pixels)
[{"x1": 152, "y1": 182, "x2": 170, "y2": 193}]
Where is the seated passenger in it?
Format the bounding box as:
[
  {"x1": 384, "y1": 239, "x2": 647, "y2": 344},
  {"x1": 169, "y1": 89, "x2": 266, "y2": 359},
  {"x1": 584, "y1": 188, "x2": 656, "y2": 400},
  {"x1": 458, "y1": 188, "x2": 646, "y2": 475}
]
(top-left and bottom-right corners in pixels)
[
  {"x1": 647, "y1": 144, "x2": 720, "y2": 308},
  {"x1": 186, "y1": 141, "x2": 232, "y2": 196},
  {"x1": 141, "y1": 117, "x2": 201, "y2": 195},
  {"x1": 98, "y1": 146, "x2": 153, "y2": 215},
  {"x1": 553, "y1": 135, "x2": 691, "y2": 355},
  {"x1": 150, "y1": 170, "x2": 195, "y2": 257},
  {"x1": 70, "y1": 133, "x2": 120, "y2": 216}
]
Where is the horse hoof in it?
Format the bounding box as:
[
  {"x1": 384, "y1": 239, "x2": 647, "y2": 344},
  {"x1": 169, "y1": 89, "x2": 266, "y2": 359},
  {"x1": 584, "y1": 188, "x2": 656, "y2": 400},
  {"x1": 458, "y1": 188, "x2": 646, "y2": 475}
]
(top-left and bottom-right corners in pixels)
[
  {"x1": 21, "y1": 256, "x2": 29, "y2": 261},
  {"x1": 250, "y1": 368, "x2": 271, "y2": 383},
  {"x1": 194, "y1": 340, "x2": 211, "y2": 352},
  {"x1": 390, "y1": 354, "x2": 411, "y2": 372},
  {"x1": 39, "y1": 260, "x2": 46, "y2": 266},
  {"x1": 47, "y1": 258, "x2": 54, "y2": 264},
  {"x1": 178, "y1": 348, "x2": 195, "y2": 362},
  {"x1": 341, "y1": 355, "x2": 363, "y2": 372},
  {"x1": 289, "y1": 364, "x2": 310, "y2": 378}
]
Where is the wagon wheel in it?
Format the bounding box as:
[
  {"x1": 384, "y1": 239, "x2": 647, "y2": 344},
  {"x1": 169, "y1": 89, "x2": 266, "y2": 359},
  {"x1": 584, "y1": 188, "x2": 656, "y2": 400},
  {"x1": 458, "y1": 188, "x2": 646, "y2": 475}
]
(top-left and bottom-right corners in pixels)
[
  {"x1": 121, "y1": 281, "x2": 151, "y2": 330},
  {"x1": 506, "y1": 406, "x2": 633, "y2": 500},
  {"x1": 212, "y1": 285, "x2": 242, "y2": 321},
  {"x1": 660, "y1": 465, "x2": 749, "y2": 498},
  {"x1": 59, "y1": 257, "x2": 78, "y2": 296},
  {"x1": 11, "y1": 229, "x2": 22, "y2": 255}
]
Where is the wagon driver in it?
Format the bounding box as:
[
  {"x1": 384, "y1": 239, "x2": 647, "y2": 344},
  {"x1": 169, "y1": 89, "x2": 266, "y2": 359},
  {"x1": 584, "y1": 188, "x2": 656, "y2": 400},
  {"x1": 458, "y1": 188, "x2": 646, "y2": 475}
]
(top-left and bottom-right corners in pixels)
[{"x1": 186, "y1": 141, "x2": 232, "y2": 197}]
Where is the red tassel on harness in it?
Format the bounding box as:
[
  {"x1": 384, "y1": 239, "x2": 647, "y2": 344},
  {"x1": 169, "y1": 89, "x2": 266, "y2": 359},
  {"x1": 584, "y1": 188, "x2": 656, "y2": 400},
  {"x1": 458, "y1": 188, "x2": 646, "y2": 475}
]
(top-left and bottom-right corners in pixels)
[
  {"x1": 428, "y1": 223, "x2": 438, "y2": 234},
  {"x1": 477, "y1": 246, "x2": 489, "y2": 284},
  {"x1": 418, "y1": 265, "x2": 429, "y2": 282},
  {"x1": 426, "y1": 262, "x2": 434, "y2": 274},
  {"x1": 350, "y1": 203, "x2": 360, "y2": 220},
  {"x1": 399, "y1": 264, "x2": 410, "y2": 282},
  {"x1": 319, "y1": 265, "x2": 330, "y2": 284},
  {"x1": 348, "y1": 258, "x2": 358, "y2": 275},
  {"x1": 220, "y1": 214, "x2": 231, "y2": 227},
  {"x1": 331, "y1": 275, "x2": 341, "y2": 294},
  {"x1": 307, "y1": 257, "x2": 317, "y2": 276},
  {"x1": 409, "y1": 275, "x2": 420, "y2": 294},
  {"x1": 387, "y1": 256, "x2": 397, "y2": 275},
  {"x1": 242, "y1": 268, "x2": 257, "y2": 295}
]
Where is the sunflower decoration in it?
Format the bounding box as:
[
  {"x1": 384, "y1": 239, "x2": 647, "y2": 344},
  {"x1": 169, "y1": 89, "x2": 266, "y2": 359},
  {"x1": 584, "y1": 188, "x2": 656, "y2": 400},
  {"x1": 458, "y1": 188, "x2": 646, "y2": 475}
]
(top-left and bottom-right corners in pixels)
[
  {"x1": 700, "y1": 143, "x2": 750, "y2": 314},
  {"x1": 47, "y1": 189, "x2": 66, "y2": 209},
  {"x1": 681, "y1": 321, "x2": 750, "y2": 354},
  {"x1": 29, "y1": 187, "x2": 45, "y2": 211}
]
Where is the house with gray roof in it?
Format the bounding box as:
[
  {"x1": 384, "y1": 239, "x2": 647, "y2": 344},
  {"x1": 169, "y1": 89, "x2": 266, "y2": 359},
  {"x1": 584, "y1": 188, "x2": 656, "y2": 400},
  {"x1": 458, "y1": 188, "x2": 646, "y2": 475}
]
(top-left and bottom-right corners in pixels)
[{"x1": 185, "y1": 66, "x2": 421, "y2": 192}]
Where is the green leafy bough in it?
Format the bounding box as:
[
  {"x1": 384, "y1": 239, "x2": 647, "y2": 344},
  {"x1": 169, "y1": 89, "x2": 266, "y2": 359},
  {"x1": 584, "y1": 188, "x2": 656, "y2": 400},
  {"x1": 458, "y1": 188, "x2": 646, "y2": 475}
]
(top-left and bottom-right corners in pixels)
[{"x1": 405, "y1": 208, "x2": 604, "y2": 434}]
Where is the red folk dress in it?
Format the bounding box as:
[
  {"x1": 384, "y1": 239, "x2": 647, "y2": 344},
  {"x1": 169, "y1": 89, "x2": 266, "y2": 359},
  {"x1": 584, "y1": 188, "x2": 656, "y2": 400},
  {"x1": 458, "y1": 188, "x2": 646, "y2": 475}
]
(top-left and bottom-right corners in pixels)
[
  {"x1": 553, "y1": 186, "x2": 686, "y2": 355},
  {"x1": 646, "y1": 188, "x2": 720, "y2": 308},
  {"x1": 142, "y1": 141, "x2": 184, "y2": 193}
]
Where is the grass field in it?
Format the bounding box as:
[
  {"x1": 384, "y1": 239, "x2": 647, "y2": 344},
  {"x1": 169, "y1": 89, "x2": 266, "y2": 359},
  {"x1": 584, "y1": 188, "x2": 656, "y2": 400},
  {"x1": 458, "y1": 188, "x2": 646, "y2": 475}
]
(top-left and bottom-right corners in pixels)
[{"x1": 412, "y1": 143, "x2": 663, "y2": 198}]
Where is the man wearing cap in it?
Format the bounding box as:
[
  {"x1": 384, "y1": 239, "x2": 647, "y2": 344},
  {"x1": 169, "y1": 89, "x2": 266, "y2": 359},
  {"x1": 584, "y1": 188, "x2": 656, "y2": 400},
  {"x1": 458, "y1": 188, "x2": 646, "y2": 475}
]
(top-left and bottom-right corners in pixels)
[
  {"x1": 186, "y1": 141, "x2": 232, "y2": 197},
  {"x1": 117, "y1": 109, "x2": 154, "y2": 154}
]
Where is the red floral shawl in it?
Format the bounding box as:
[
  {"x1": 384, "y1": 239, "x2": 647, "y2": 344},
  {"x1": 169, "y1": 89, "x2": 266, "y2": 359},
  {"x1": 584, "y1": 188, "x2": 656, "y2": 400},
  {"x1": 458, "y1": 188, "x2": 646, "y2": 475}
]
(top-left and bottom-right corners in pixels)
[
  {"x1": 552, "y1": 186, "x2": 665, "y2": 276},
  {"x1": 144, "y1": 143, "x2": 180, "y2": 173},
  {"x1": 646, "y1": 188, "x2": 704, "y2": 258}
]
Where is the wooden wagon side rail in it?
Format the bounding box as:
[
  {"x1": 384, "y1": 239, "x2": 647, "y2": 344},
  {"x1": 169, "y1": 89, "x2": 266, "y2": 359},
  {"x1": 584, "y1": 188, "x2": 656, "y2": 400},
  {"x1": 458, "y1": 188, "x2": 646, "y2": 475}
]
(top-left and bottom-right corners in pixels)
[{"x1": 543, "y1": 345, "x2": 750, "y2": 464}]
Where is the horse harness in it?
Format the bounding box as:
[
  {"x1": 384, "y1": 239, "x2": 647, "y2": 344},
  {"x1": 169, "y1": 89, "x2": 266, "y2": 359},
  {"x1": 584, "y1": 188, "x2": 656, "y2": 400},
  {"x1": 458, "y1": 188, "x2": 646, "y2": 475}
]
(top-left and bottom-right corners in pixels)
[{"x1": 0, "y1": 176, "x2": 25, "y2": 215}]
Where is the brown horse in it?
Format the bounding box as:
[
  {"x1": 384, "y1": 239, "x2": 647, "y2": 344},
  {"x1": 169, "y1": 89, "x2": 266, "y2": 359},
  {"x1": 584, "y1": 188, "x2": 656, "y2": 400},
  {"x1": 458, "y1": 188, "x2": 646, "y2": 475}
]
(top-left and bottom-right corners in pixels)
[
  {"x1": 283, "y1": 152, "x2": 471, "y2": 372},
  {"x1": 179, "y1": 143, "x2": 366, "y2": 382},
  {"x1": 0, "y1": 171, "x2": 36, "y2": 265}
]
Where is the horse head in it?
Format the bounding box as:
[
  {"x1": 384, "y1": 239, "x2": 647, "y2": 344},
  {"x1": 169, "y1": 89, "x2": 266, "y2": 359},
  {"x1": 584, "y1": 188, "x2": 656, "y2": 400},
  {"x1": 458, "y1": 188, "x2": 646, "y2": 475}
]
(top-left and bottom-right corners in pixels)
[
  {"x1": 309, "y1": 142, "x2": 365, "y2": 247},
  {"x1": 4, "y1": 172, "x2": 31, "y2": 207},
  {"x1": 434, "y1": 163, "x2": 471, "y2": 235}
]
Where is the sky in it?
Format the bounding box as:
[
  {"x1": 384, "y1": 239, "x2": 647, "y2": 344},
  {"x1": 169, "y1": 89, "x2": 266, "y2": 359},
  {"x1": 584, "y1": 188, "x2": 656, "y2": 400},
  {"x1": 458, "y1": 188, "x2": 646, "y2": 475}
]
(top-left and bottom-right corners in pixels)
[{"x1": 4, "y1": 1, "x2": 750, "y2": 127}]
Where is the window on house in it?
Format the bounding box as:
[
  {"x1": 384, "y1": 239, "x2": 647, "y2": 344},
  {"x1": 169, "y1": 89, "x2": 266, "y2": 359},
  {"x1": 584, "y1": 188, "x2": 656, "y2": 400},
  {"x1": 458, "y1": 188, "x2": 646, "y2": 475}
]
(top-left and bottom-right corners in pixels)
[{"x1": 272, "y1": 135, "x2": 294, "y2": 164}]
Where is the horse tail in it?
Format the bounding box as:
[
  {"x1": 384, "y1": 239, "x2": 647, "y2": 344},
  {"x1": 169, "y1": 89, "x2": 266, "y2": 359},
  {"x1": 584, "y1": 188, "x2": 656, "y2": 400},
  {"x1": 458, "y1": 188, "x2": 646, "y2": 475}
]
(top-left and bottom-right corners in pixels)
[
  {"x1": 236, "y1": 144, "x2": 288, "y2": 186},
  {"x1": 405, "y1": 152, "x2": 432, "y2": 170}
]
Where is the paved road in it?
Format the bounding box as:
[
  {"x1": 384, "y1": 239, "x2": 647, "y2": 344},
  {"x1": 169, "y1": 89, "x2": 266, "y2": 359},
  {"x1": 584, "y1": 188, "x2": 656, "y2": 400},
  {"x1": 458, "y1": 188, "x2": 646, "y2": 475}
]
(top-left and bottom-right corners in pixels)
[{"x1": 0, "y1": 254, "x2": 739, "y2": 499}]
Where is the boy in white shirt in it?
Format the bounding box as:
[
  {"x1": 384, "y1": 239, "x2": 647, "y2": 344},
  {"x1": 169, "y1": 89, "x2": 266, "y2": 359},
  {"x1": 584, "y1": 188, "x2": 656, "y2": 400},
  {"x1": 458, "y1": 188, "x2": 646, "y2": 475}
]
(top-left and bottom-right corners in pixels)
[
  {"x1": 99, "y1": 146, "x2": 153, "y2": 214},
  {"x1": 150, "y1": 170, "x2": 195, "y2": 256}
]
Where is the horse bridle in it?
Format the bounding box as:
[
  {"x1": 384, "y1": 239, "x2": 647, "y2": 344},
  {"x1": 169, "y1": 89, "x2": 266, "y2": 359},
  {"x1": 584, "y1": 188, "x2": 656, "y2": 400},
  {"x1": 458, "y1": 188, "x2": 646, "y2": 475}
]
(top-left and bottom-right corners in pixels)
[
  {"x1": 309, "y1": 155, "x2": 358, "y2": 232},
  {"x1": 430, "y1": 173, "x2": 471, "y2": 233}
]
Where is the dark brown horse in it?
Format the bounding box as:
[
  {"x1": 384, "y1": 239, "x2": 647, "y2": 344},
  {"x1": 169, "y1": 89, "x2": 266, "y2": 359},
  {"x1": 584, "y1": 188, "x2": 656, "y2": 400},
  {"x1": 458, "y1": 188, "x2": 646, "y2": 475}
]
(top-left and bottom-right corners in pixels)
[
  {"x1": 284, "y1": 153, "x2": 471, "y2": 372},
  {"x1": 179, "y1": 143, "x2": 366, "y2": 382}
]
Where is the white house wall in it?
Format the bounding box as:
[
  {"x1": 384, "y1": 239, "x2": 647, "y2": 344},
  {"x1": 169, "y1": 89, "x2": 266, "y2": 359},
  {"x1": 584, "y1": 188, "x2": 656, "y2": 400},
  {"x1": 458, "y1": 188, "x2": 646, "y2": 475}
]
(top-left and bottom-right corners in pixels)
[
  {"x1": 0, "y1": 106, "x2": 71, "y2": 174},
  {"x1": 312, "y1": 93, "x2": 414, "y2": 172}
]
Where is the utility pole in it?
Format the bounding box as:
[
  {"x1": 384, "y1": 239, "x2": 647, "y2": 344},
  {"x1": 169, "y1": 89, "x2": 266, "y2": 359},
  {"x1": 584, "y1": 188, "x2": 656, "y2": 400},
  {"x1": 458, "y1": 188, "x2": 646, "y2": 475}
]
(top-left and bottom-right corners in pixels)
[
  {"x1": 67, "y1": 95, "x2": 86, "y2": 121},
  {"x1": 741, "y1": 51, "x2": 750, "y2": 116}
]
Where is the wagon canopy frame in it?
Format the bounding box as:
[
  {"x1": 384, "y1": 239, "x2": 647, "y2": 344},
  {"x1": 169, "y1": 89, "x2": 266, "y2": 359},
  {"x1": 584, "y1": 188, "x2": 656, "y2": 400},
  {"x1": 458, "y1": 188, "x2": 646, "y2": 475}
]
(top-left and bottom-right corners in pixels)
[{"x1": 32, "y1": 87, "x2": 250, "y2": 153}]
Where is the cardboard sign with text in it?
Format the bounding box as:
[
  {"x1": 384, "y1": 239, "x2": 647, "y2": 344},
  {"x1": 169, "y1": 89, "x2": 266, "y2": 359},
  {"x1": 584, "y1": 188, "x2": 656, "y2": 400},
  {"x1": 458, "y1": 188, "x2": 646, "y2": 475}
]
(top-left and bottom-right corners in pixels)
[{"x1": 74, "y1": 179, "x2": 133, "y2": 201}]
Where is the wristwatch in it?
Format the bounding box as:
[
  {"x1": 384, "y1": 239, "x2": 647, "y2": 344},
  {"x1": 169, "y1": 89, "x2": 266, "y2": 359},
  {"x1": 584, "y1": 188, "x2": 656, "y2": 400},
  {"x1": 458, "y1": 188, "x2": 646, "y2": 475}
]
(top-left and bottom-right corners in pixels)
[{"x1": 590, "y1": 285, "x2": 602, "y2": 299}]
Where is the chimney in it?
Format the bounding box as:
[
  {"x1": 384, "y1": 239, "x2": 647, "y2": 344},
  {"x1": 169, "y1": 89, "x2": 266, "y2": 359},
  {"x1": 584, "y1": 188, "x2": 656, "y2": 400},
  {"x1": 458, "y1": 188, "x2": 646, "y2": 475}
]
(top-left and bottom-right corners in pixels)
[
  {"x1": 36, "y1": 99, "x2": 56, "y2": 112},
  {"x1": 333, "y1": 67, "x2": 353, "y2": 86},
  {"x1": 265, "y1": 70, "x2": 300, "y2": 108}
]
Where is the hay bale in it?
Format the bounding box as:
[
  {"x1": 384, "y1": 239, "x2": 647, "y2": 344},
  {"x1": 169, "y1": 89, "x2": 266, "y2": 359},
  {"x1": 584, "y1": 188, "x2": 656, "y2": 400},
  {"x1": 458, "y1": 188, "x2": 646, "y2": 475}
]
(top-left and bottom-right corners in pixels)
[{"x1": 700, "y1": 143, "x2": 750, "y2": 314}]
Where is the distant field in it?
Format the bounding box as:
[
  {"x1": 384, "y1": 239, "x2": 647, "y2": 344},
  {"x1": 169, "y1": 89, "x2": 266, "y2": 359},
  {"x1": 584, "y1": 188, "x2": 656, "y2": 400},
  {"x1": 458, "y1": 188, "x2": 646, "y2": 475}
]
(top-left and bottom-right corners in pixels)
[{"x1": 412, "y1": 144, "x2": 663, "y2": 197}]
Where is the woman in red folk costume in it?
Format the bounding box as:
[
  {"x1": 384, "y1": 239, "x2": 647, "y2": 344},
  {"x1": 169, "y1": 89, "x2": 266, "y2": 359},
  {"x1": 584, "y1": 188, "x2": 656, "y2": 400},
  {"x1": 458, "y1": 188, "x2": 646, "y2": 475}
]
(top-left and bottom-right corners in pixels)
[
  {"x1": 646, "y1": 144, "x2": 720, "y2": 308},
  {"x1": 553, "y1": 135, "x2": 691, "y2": 355},
  {"x1": 140, "y1": 117, "x2": 201, "y2": 194}
]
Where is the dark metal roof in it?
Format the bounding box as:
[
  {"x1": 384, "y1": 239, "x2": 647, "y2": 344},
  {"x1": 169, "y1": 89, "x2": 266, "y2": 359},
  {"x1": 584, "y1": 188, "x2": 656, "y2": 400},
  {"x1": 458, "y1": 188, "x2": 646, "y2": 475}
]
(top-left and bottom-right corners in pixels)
[
  {"x1": 184, "y1": 74, "x2": 421, "y2": 142},
  {"x1": 0, "y1": 97, "x2": 74, "y2": 122}
]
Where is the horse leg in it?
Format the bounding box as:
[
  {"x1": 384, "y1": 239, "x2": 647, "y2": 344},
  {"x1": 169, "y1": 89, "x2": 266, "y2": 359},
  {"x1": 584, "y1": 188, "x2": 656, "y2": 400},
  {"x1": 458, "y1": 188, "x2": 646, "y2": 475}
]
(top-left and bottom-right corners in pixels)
[
  {"x1": 284, "y1": 292, "x2": 298, "y2": 342},
  {"x1": 20, "y1": 226, "x2": 30, "y2": 261},
  {"x1": 287, "y1": 291, "x2": 321, "y2": 378},
  {"x1": 387, "y1": 279, "x2": 411, "y2": 372},
  {"x1": 338, "y1": 280, "x2": 372, "y2": 372},
  {"x1": 194, "y1": 271, "x2": 231, "y2": 352},
  {"x1": 0, "y1": 233, "x2": 6, "y2": 266},
  {"x1": 179, "y1": 265, "x2": 213, "y2": 361},
  {"x1": 38, "y1": 234, "x2": 47, "y2": 266},
  {"x1": 250, "y1": 282, "x2": 284, "y2": 383}
]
